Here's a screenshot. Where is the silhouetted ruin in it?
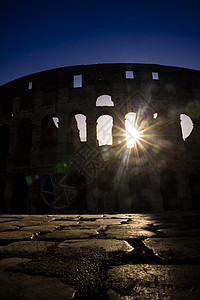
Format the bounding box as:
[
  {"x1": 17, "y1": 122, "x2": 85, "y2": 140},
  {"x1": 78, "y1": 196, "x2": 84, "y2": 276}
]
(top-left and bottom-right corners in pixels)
[{"x1": 0, "y1": 63, "x2": 200, "y2": 213}]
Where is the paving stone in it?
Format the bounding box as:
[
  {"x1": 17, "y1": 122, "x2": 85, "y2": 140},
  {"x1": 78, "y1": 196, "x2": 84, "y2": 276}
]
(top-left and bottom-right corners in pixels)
[
  {"x1": 101, "y1": 214, "x2": 131, "y2": 219},
  {"x1": 106, "y1": 264, "x2": 200, "y2": 299},
  {"x1": 121, "y1": 219, "x2": 154, "y2": 226},
  {"x1": 152, "y1": 222, "x2": 188, "y2": 229},
  {"x1": 0, "y1": 218, "x2": 22, "y2": 223},
  {"x1": 0, "y1": 224, "x2": 20, "y2": 231},
  {"x1": 107, "y1": 223, "x2": 151, "y2": 230},
  {"x1": 107, "y1": 288, "x2": 159, "y2": 300},
  {"x1": 141, "y1": 264, "x2": 200, "y2": 287},
  {"x1": 48, "y1": 214, "x2": 80, "y2": 220},
  {"x1": 5, "y1": 220, "x2": 45, "y2": 227},
  {"x1": 106, "y1": 227, "x2": 156, "y2": 239},
  {"x1": 77, "y1": 221, "x2": 101, "y2": 228},
  {"x1": 0, "y1": 231, "x2": 34, "y2": 241},
  {"x1": 42, "y1": 229, "x2": 99, "y2": 240},
  {"x1": 79, "y1": 214, "x2": 104, "y2": 219},
  {"x1": 106, "y1": 289, "x2": 123, "y2": 300},
  {"x1": 0, "y1": 257, "x2": 32, "y2": 272},
  {"x1": 0, "y1": 241, "x2": 54, "y2": 255},
  {"x1": 143, "y1": 237, "x2": 200, "y2": 261},
  {"x1": 157, "y1": 228, "x2": 200, "y2": 237},
  {"x1": 93, "y1": 219, "x2": 127, "y2": 225},
  {"x1": 0, "y1": 212, "x2": 200, "y2": 298},
  {"x1": 106, "y1": 264, "x2": 156, "y2": 291},
  {"x1": 107, "y1": 287, "x2": 200, "y2": 300},
  {"x1": 20, "y1": 215, "x2": 49, "y2": 220},
  {"x1": 0, "y1": 271, "x2": 76, "y2": 300},
  {"x1": 48, "y1": 220, "x2": 80, "y2": 226},
  {"x1": 19, "y1": 224, "x2": 58, "y2": 233},
  {"x1": 58, "y1": 239, "x2": 134, "y2": 253}
]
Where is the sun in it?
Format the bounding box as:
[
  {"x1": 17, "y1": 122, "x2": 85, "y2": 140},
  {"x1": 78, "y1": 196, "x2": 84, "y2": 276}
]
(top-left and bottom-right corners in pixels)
[
  {"x1": 126, "y1": 125, "x2": 141, "y2": 148},
  {"x1": 125, "y1": 112, "x2": 141, "y2": 148}
]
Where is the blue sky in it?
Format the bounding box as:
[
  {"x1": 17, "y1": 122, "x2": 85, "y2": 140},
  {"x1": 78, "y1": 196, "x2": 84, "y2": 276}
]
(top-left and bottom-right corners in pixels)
[{"x1": 1, "y1": 0, "x2": 200, "y2": 85}]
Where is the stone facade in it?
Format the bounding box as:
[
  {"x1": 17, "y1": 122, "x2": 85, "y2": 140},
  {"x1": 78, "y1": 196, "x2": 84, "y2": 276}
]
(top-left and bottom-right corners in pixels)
[{"x1": 0, "y1": 63, "x2": 200, "y2": 213}]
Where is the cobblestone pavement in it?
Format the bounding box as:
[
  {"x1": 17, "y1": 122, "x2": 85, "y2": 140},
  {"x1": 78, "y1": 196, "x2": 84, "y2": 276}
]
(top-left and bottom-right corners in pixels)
[{"x1": 0, "y1": 211, "x2": 200, "y2": 299}]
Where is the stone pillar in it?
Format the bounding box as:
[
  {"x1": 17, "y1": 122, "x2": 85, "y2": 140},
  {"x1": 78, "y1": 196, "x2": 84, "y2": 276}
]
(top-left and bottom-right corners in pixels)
[
  {"x1": 178, "y1": 169, "x2": 192, "y2": 209},
  {"x1": 4, "y1": 99, "x2": 21, "y2": 210},
  {"x1": 30, "y1": 120, "x2": 41, "y2": 167},
  {"x1": 85, "y1": 85, "x2": 96, "y2": 148},
  {"x1": 87, "y1": 181, "x2": 98, "y2": 212},
  {"x1": 150, "y1": 172, "x2": 163, "y2": 212},
  {"x1": 119, "y1": 171, "x2": 131, "y2": 212},
  {"x1": 87, "y1": 115, "x2": 97, "y2": 148},
  {"x1": 57, "y1": 119, "x2": 68, "y2": 161},
  {"x1": 112, "y1": 112, "x2": 122, "y2": 147},
  {"x1": 30, "y1": 92, "x2": 43, "y2": 167},
  {"x1": 166, "y1": 107, "x2": 183, "y2": 156},
  {"x1": 4, "y1": 176, "x2": 13, "y2": 212}
]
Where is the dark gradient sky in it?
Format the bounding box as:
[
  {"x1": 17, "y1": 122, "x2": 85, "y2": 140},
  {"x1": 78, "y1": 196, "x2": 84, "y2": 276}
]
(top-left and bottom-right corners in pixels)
[{"x1": 1, "y1": 0, "x2": 200, "y2": 85}]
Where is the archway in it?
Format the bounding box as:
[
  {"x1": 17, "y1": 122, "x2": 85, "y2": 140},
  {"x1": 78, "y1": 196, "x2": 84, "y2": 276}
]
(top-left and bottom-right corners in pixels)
[
  {"x1": 74, "y1": 114, "x2": 87, "y2": 142},
  {"x1": 40, "y1": 114, "x2": 59, "y2": 164},
  {"x1": 15, "y1": 119, "x2": 32, "y2": 166},
  {"x1": 11, "y1": 174, "x2": 28, "y2": 213},
  {"x1": 125, "y1": 112, "x2": 140, "y2": 148},
  {"x1": 68, "y1": 112, "x2": 87, "y2": 145},
  {"x1": 0, "y1": 103, "x2": 13, "y2": 121},
  {"x1": 96, "y1": 115, "x2": 113, "y2": 146},
  {"x1": 180, "y1": 114, "x2": 194, "y2": 141},
  {"x1": 96, "y1": 95, "x2": 114, "y2": 107}
]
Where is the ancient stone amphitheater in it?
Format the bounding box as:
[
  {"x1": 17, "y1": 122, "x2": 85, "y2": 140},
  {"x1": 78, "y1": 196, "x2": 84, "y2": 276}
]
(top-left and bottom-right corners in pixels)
[{"x1": 0, "y1": 63, "x2": 199, "y2": 214}]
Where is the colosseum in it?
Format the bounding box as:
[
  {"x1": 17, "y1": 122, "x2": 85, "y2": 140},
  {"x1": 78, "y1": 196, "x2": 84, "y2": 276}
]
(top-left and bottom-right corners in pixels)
[{"x1": 0, "y1": 63, "x2": 200, "y2": 214}]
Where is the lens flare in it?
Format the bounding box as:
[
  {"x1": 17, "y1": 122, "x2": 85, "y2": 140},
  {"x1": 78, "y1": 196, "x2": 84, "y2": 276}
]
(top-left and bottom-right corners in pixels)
[
  {"x1": 108, "y1": 106, "x2": 173, "y2": 177},
  {"x1": 125, "y1": 112, "x2": 141, "y2": 148}
]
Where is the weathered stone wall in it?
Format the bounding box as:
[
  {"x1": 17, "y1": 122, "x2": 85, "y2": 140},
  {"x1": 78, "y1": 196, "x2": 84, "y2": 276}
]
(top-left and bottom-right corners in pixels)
[{"x1": 0, "y1": 63, "x2": 200, "y2": 213}]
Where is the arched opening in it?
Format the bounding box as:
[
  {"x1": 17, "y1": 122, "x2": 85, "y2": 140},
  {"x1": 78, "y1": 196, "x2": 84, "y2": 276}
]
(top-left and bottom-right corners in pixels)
[
  {"x1": 96, "y1": 115, "x2": 113, "y2": 146},
  {"x1": 11, "y1": 173, "x2": 29, "y2": 213},
  {"x1": 15, "y1": 119, "x2": 32, "y2": 166},
  {"x1": 96, "y1": 95, "x2": 114, "y2": 107},
  {"x1": 0, "y1": 103, "x2": 13, "y2": 121},
  {"x1": 153, "y1": 112, "x2": 158, "y2": 119},
  {"x1": 0, "y1": 124, "x2": 10, "y2": 169},
  {"x1": 125, "y1": 112, "x2": 140, "y2": 148},
  {"x1": 41, "y1": 114, "x2": 59, "y2": 145},
  {"x1": 189, "y1": 170, "x2": 200, "y2": 209},
  {"x1": 129, "y1": 172, "x2": 151, "y2": 212},
  {"x1": 180, "y1": 114, "x2": 194, "y2": 141},
  {"x1": 75, "y1": 114, "x2": 87, "y2": 142},
  {"x1": 160, "y1": 169, "x2": 179, "y2": 210},
  {"x1": 40, "y1": 114, "x2": 59, "y2": 164},
  {"x1": 68, "y1": 113, "x2": 87, "y2": 145}
]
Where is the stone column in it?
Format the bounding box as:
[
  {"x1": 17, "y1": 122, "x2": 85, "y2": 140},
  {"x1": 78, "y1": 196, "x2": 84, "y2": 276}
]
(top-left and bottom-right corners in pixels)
[
  {"x1": 87, "y1": 115, "x2": 97, "y2": 148},
  {"x1": 178, "y1": 168, "x2": 192, "y2": 209},
  {"x1": 87, "y1": 181, "x2": 98, "y2": 212},
  {"x1": 4, "y1": 98, "x2": 21, "y2": 211},
  {"x1": 150, "y1": 172, "x2": 163, "y2": 212},
  {"x1": 30, "y1": 92, "x2": 43, "y2": 167},
  {"x1": 30, "y1": 119, "x2": 41, "y2": 168}
]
